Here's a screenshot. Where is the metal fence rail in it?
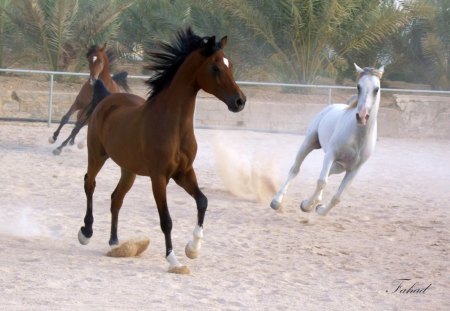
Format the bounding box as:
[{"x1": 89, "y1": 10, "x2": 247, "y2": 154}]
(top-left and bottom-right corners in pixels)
[{"x1": 1, "y1": 67, "x2": 449, "y2": 126}]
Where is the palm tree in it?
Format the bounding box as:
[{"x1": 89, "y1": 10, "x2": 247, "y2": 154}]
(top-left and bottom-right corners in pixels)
[
  {"x1": 0, "y1": 0, "x2": 13, "y2": 69},
  {"x1": 118, "y1": 0, "x2": 194, "y2": 65},
  {"x1": 381, "y1": 0, "x2": 448, "y2": 89},
  {"x1": 4, "y1": 0, "x2": 134, "y2": 71},
  {"x1": 419, "y1": 0, "x2": 450, "y2": 89},
  {"x1": 204, "y1": 0, "x2": 426, "y2": 84}
]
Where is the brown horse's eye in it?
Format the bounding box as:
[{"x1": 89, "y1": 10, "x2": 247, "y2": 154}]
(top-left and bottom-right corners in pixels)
[{"x1": 212, "y1": 65, "x2": 220, "y2": 75}]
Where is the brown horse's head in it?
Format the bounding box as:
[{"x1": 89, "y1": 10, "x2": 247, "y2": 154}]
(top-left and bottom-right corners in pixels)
[
  {"x1": 86, "y1": 43, "x2": 108, "y2": 85},
  {"x1": 195, "y1": 36, "x2": 246, "y2": 112},
  {"x1": 146, "y1": 28, "x2": 246, "y2": 113}
]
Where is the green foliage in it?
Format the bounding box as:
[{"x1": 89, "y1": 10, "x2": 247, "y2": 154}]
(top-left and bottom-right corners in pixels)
[
  {"x1": 0, "y1": 0, "x2": 448, "y2": 89},
  {"x1": 384, "y1": 0, "x2": 449, "y2": 89},
  {"x1": 4, "y1": 0, "x2": 134, "y2": 71}
]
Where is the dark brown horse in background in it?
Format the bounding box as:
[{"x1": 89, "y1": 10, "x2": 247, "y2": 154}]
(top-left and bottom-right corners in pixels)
[
  {"x1": 49, "y1": 44, "x2": 129, "y2": 155},
  {"x1": 77, "y1": 28, "x2": 246, "y2": 274}
]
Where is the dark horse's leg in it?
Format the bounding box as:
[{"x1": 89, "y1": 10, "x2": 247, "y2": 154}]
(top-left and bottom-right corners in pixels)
[
  {"x1": 152, "y1": 176, "x2": 189, "y2": 274},
  {"x1": 52, "y1": 118, "x2": 87, "y2": 155},
  {"x1": 174, "y1": 168, "x2": 207, "y2": 260},
  {"x1": 50, "y1": 100, "x2": 80, "y2": 143},
  {"x1": 70, "y1": 108, "x2": 88, "y2": 145},
  {"x1": 78, "y1": 150, "x2": 108, "y2": 245},
  {"x1": 109, "y1": 168, "x2": 136, "y2": 246}
]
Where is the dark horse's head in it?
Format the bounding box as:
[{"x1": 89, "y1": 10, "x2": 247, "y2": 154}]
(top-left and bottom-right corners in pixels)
[
  {"x1": 86, "y1": 43, "x2": 110, "y2": 85},
  {"x1": 146, "y1": 28, "x2": 246, "y2": 113}
]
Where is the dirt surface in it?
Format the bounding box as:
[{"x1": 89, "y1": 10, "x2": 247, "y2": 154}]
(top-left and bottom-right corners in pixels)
[{"x1": 0, "y1": 122, "x2": 448, "y2": 310}]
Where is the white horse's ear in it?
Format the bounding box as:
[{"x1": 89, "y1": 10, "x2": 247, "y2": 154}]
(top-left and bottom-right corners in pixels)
[
  {"x1": 378, "y1": 65, "x2": 385, "y2": 77},
  {"x1": 354, "y1": 63, "x2": 364, "y2": 73}
]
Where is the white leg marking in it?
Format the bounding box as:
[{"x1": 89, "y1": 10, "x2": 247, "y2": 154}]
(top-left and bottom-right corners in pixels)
[
  {"x1": 185, "y1": 225, "x2": 203, "y2": 259},
  {"x1": 166, "y1": 250, "x2": 182, "y2": 268},
  {"x1": 78, "y1": 228, "x2": 90, "y2": 245},
  {"x1": 167, "y1": 251, "x2": 191, "y2": 274}
]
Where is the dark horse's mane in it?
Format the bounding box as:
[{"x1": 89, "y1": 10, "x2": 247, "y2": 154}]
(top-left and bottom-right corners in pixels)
[{"x1": 145, "y1": 27, "x2": 221, "y2": 101}]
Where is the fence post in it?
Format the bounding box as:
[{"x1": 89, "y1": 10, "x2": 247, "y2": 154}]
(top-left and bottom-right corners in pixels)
[
  {"x1": 328, "y1": 88, "x2": 332, "y2": 105},
  {"x1": 48, "y1": 74, "x2": 54, "y2": 126}
]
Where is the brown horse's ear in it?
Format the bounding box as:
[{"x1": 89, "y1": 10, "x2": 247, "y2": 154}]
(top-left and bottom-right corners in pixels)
[
  {"x1": 201, "y1": 36, "x2": 216, "y2": 55},
  {"x1": 101, "y1": 42, "x2": 107, "y2": 50},
  {"x1": 219, "y1": 36, "x2": 228, "y2": 49}
]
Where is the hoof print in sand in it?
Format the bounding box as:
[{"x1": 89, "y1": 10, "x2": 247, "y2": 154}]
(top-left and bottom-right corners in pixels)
[
  {"x1": 168, "y1": 265, "x2": 191, "y2": 275},
  {"x1": 106, "y1": 239, "x2": 150, "y2": 257}
]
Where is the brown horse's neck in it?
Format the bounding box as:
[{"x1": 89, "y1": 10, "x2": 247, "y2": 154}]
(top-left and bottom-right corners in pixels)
[
  {"x1": 148, "y1": 52, "x2": 203, "y2": 131},
  {"x1": 99, "y1": 56, "x2": 112, "y2": 81}
]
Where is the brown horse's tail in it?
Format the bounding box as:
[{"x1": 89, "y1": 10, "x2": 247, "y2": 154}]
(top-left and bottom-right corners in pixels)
[{"x1": 112, "y1": 71, "x2": 130, "y2": 92}]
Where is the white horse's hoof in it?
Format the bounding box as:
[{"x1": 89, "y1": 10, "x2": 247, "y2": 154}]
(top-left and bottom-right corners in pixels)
[
  {"x1": 315, "y1": 204, "x2": 328, "y2": 216},
  {"x1": 52, "y1": 148, "x2": 62, "y2": 156},
  {"x1": 78, "y1": 228, "x2": 91, "y2": 245},
  {"x1": 270, "y1": 198, "x2": 282, "y2": 210},
  {"x1": 49, "y1": 137, "x2": 55, "y2": 144},
  {"x1": 300, "y1": 200, "x2": 315, "y2": 212},
  {"x1": 185, "y1": 242, "x2": 199, "y2": 259}
]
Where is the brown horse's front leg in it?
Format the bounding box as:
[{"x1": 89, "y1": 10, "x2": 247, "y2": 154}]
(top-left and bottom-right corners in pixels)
[
  {"x1": 174, "y1": 169, "x2": 207, "y2": 260},
  {"x1": 50, "y1": 102, "x2": 79, "y2": 143},
  {"x1": 152, "y1": 176, "x2": 190, "y2": 274}
]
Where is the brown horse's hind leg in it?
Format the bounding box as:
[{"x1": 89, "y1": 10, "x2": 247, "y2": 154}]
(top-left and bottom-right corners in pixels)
[
  {"x1": 78, "y1": 151, "x2": 108, "y2": 245},
  {"x1": 109, "y1": 168, "x2": 136, "y2": 246},
  {"x1": 50, "y1": 100, "x2": 80, "y2": 143},
  {"x1": 174, "y1": 169, "x2": 207, "y2": 259}
]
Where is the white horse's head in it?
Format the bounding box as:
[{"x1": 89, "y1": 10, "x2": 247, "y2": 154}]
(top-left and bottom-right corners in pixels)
[{"x1": 354, "y1": 63, "x2": 384, "y2": 126}]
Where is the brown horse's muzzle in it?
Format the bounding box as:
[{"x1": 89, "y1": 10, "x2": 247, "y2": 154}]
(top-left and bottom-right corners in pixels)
[{"x1": 227, "y1": 94, "x2": 246, "y2": 112}]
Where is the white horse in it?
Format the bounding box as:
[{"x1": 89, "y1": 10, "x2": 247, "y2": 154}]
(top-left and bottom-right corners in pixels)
[{"x1": 271, "y1": 64, "x2": 384, "y2": 216}]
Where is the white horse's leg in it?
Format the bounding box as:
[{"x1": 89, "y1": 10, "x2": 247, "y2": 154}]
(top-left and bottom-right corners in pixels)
[
  {"x1": 300, "y1": 152, "x2": 334, "y2": 212},
  {"x1": 271, "y1": 135, "x2": 318, "y2": 210},
  {"x1": 185, "y1": 224, "x2": 203, "y2": 259},
  {"x1": 316, "y1": 169, "x2": 359, "y2": 216}
]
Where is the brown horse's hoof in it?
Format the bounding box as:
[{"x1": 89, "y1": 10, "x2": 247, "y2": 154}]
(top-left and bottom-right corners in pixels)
[
  {"x1": 185, "y1": 242, "x2": 199, "y2": 259},
  {"x1": 78, "y1": 228, "x2": 91, "y2": 245},
  {"x1": 106, "y1": 238, "x2": 150, "y2": 257},
  {"x1": 49, "y1": 136, "x2": 56, "y2": 144},
  {"x1": 168, "y1": 265, "x2": 191, "y2": 275}
]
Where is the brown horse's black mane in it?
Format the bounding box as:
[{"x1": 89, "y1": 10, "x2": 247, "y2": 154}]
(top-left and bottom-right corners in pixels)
[{"x1": 145, "y1": 27, "x2": 222, "y2": 101}]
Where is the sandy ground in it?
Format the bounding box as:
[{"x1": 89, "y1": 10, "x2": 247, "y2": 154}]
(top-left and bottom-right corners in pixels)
[{"x1": 0, "y1": 122, "x2": 449, "y2": 310}]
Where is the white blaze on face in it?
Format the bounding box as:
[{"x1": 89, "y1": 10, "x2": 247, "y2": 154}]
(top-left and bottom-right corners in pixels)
[
  {"x1": 223, "y1": 57, "x2": 229, "y2": 68},
  {"x1": 92, "y1": 56, "x2": 97, "y2": 62}
]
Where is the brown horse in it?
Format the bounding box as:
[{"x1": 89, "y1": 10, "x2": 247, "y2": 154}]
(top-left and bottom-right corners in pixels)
[
  {"x1": 77, "y1": 28, "x2": 246, "y2": 274},
  {"x1": 50, "y1": 44, "x2": 129, "y2": 155}
]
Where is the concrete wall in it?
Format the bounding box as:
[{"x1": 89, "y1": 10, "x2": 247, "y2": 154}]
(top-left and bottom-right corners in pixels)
[
  {"x1": 195, "y1": 94, "x2": 450, "y2": 139},
  {"x1": 1, "y1": 87, "x2": 449, "y2": 139}
]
